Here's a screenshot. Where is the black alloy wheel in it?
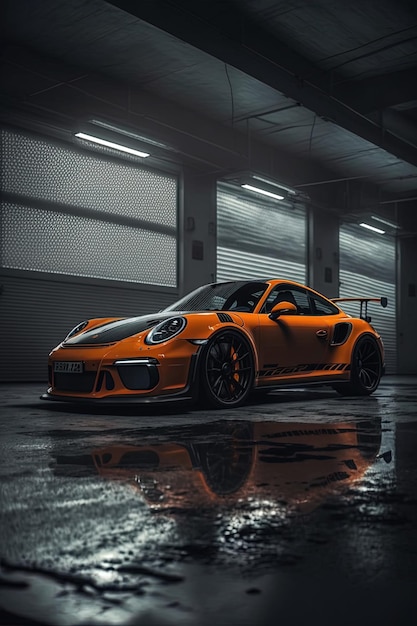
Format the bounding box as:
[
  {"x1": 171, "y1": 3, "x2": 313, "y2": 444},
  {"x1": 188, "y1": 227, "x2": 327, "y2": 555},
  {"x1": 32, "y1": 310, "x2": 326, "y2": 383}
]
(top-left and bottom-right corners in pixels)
[
  {"x1": 334, "y1": 335, "x2": 382, "y2": 396},
  {"x1": 201, "y1": 330, "x2": 254, "y2": 408}
]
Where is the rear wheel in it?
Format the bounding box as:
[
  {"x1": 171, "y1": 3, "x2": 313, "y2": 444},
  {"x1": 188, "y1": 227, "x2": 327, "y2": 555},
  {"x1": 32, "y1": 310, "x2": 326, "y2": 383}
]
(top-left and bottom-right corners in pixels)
[
  {"x1": 333, "y1": 335, "x2": 382, "y2": 396},
  {"x1": 200, "y1": 330, "x2": 254, "y2": 408}
]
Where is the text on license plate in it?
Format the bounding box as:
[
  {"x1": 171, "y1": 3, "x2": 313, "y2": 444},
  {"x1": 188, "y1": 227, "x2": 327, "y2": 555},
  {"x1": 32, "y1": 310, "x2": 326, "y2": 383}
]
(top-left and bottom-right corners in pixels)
[{"x1": 54, "y1": 361, "x2": 83, "y2": 373}]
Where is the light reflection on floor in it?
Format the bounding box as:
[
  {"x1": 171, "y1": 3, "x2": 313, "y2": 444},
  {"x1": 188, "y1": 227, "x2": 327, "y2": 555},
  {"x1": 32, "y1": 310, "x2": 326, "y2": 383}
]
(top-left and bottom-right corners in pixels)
[{"x1": 0, "y1": 378, "x2": 416, "y2": 626}]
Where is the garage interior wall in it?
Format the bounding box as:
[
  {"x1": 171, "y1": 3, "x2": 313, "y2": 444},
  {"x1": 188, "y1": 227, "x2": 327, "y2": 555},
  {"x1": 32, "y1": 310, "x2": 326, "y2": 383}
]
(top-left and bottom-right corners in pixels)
[
  {"x1": 339, "y1": 223, "x2": 397, "y2": 373},
  {"x1": 0, "y1": 126, "x2": 179, "y2": 382},
  {"x1": 216, "y1": 183, "x2": 307, "y2": 282},
  {"x1": 397, "y1": 237, "x2": 417, "y2": 374}
]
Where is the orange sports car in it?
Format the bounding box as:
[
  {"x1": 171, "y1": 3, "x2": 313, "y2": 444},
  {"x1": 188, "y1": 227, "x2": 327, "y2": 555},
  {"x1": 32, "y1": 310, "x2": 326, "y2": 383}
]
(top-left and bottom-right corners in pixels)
[{"x1": 41, "y1": 279, "x2": 387, "y2": 408}]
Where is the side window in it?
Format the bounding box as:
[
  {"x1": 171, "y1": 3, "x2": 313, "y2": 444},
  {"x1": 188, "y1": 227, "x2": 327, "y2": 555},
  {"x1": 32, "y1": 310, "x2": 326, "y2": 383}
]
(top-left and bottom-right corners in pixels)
[
  {"x1": 224, "y1": 285, "x2": 267, "y2": 312},
  {"x1": 311, "y1": 294, "x2": 339, "y2": 315},
  {"x1": 292, "y1": 290, "x2": 311, "y2": 314},
  {"x1": 263, "y1": 287, "x2": 311, "y2": 314},
  {"x1": 263, "y1": 287, "x2": 339, "y2": 315}
]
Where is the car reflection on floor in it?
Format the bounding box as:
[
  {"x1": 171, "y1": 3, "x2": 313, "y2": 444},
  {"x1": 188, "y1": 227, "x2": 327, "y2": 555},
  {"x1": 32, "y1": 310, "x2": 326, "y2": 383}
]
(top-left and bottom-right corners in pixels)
[{"x1": 53, "y1": 417, "x2": 390, "y2": 516}]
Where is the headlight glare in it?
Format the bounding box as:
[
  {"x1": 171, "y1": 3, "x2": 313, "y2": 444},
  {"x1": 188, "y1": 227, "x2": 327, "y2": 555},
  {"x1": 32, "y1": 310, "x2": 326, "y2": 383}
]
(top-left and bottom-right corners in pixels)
[{"x1": 145, "y1": 316, "x2": 187, "y2": 344}]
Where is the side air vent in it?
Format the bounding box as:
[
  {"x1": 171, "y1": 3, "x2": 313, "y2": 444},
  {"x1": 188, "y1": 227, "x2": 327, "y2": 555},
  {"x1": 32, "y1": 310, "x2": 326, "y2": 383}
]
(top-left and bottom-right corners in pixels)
[
  {"x1": 331, "y1": 322, "x2": 353, "y2": 346},
  {"x1": 217, "y1": 313, "x2": 234, "y2": 323}
]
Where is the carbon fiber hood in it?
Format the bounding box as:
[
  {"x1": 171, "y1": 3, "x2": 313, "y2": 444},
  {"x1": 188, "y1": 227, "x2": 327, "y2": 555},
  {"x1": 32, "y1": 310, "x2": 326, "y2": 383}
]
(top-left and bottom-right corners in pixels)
[{"x1": 65, "y1": 313, "x2": 177, "y2": 345}]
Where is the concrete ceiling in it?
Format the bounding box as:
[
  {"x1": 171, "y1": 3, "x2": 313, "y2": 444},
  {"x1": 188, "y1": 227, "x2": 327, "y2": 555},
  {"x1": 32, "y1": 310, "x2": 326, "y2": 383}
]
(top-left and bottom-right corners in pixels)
[{"x1": 2, "y1": 0, "x2": 417, "y2": 232}]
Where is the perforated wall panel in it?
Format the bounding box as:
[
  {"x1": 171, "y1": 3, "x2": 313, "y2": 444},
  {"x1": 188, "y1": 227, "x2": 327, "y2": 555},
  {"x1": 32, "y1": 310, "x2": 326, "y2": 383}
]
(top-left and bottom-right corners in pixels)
[
  {"x1": 1, "y1": 128, "x2": 178, "y2": 286},
  {"x1": 2, "y1": 129, "x2": 177, "y2": 226},
  {"x1": 2, "y1": 203, "x2": 176, "y2": 285}
]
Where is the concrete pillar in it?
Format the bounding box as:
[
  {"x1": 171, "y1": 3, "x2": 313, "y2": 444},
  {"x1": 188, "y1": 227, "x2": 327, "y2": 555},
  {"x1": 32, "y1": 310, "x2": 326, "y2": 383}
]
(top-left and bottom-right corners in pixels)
[
  {"x1": 397, "y1": 236, "x2": 417, "y2": 374},
  {"x1": 179, "y1": 169, "x2": 217, "y2": 296},
  {"x1": 308, "y1": 205, "x2": 340, "y2": 298}
]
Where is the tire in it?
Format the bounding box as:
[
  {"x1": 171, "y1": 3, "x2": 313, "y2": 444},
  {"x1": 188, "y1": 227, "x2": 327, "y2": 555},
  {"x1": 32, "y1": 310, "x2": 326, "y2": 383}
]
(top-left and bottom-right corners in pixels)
[
  {"x1": 333, "y1": 335, "x2": 382, "y2": 396},
  {"x1": 200, "y1": 330, "x2": 254, "y2": 408}
]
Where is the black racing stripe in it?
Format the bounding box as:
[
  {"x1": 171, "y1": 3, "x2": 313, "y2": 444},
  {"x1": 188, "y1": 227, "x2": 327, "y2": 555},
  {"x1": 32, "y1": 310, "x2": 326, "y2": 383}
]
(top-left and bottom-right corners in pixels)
[{"x1": 259, "y1": 363, "x2": 349, "y2": 377}]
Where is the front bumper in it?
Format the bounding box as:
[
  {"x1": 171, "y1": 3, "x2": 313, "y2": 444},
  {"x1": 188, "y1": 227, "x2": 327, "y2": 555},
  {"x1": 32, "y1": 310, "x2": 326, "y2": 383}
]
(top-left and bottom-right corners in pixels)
[{"x1": 43, "y1": 350, "x2": 200, "y2": 405}]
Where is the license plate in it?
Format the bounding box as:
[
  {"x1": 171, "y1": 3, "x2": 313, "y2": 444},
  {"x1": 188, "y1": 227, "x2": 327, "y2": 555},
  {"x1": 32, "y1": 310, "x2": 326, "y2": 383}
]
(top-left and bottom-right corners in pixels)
[{"x1": 54, "y1": 361, "x2": 83, "y2": 373}]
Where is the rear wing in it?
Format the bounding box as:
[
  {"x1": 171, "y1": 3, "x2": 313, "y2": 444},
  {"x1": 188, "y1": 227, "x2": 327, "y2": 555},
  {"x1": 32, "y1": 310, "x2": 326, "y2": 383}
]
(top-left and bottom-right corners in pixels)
[{"x1": 331, "y1": 297, "x2": 388, "y2": 322}]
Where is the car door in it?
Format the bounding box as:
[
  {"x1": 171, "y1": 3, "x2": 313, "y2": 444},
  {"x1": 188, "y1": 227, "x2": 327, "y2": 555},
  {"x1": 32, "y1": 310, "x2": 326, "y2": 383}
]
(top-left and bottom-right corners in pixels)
[
  {"x1": 256, "y1": 286, "x2": 333, "y2": 380},
  {"x1": 257, "y1": 314, "x2": 332, "y2": 378}
]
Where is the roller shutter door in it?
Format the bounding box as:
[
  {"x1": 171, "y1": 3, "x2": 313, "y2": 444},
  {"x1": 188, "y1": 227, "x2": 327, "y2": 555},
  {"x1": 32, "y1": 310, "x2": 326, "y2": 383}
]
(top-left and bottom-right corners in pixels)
[
  {"x1": 217, "y1": 183, "x2": 306, "y2": 282},
  {"x1": 339, "y1": 224, "x2": 397, "y2": 373},
  {"x1": 0, "y1": 126, "x2": 179, "y2": 381}
]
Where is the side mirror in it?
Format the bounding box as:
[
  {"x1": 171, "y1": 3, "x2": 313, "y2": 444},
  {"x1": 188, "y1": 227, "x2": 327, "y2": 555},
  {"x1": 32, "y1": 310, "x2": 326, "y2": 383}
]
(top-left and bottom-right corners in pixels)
[{"x1": 269, "y1": 301, "x2": 297, "y2": 321}]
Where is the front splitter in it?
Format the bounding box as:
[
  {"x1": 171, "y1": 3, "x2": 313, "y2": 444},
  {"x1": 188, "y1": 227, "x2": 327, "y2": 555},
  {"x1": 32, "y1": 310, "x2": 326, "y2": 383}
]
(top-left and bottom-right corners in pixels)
[{"x1": 40, "y1": 392, "x2": 195, "y2": 405}]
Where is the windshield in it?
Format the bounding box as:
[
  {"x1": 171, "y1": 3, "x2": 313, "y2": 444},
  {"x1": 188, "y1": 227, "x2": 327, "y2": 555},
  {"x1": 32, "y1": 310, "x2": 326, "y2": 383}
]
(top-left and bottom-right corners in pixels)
[{"x1": 163, "y1": 281, "x2": 269, "y2": 313}]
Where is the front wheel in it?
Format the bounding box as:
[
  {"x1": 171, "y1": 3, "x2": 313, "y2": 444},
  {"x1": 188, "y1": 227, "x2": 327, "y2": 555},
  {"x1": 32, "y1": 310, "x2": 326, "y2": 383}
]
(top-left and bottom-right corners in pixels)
[
  {"x1": 333, "y1": 335, "x2": 382, "y2": 396},
  {"x1": 200, "y1": 330, "x2": 254, "y2": 408}
]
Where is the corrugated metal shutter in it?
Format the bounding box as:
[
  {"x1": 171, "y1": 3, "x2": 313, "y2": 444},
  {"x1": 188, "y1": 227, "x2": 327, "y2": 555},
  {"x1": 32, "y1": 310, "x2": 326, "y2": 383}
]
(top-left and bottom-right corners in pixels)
[
  {"x1": 0, "y1": 273, "x2": 177, "y2": 382},
  {"x1": 339, "y1": 224, "x2": 397, "y2": 373},
  {"x1": 216, "y1": 183, "x2": 306, "y2": 282},
  {"x1": 0, "y1": 126, "x2": 179, "y2": 381}
]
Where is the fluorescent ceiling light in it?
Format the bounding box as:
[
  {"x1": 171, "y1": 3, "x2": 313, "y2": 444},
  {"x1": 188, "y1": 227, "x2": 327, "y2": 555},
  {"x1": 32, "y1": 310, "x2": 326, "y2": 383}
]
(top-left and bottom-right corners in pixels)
[
  {"x1": 359, "y1": 222, "x2": 385, "y2": 234},
  {"x1": 241, "y1": 183, "x2": 285, "y2": 200},
  {"x1": 251, "y1": 175, "x2": 297, "y2": 196},
  {"x1": 75, "y1": 132, "x2": 150, "y2": 157},
  {"x1": 89, "y1": 119, "x2": 171, "y2": 150},
  {"x1": 371, "y1": 215, "x2": 400, "y2": 229}
]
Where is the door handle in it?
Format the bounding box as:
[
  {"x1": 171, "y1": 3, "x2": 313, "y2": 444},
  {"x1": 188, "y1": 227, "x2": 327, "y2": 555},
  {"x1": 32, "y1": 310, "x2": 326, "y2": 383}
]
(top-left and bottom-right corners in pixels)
[{"x1": 316, "y1": 329, "x2": 328, "y2": 338}]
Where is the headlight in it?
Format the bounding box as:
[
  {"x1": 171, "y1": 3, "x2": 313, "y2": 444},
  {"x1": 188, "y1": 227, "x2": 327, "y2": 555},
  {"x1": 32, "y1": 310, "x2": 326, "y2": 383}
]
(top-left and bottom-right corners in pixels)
[
  {"x1": 145, "y1": 316, "x2": 187, "y2": 344},
  {"x1": 65, "y1": 320, "x2": 88, "y2": 340}
]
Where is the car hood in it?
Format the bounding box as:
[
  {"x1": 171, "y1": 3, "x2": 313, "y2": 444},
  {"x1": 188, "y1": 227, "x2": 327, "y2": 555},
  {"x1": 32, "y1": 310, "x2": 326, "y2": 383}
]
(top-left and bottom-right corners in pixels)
[{"x1": 64, "y1": 312, "x2": 179, "y2": 345}]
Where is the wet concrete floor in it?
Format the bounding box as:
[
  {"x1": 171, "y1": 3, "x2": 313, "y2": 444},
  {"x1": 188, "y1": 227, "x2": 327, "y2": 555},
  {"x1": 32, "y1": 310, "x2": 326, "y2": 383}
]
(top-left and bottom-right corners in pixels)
[{"x1": 0, "y1": 377, "x2": 416, "y2": 626}]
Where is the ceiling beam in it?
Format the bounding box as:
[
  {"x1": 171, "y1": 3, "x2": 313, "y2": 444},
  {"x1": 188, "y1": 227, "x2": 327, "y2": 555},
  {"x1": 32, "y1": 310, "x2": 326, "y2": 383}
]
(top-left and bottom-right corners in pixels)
[
  {"x1": 334, "y1": 67, "x2": 417, "y2": 113},
  {"x1": 0, "y1": 45, "x2": 340, "y2": 194},
  {"x1": 107, "y1": 0, "x2": 417, "y2": 169}
]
